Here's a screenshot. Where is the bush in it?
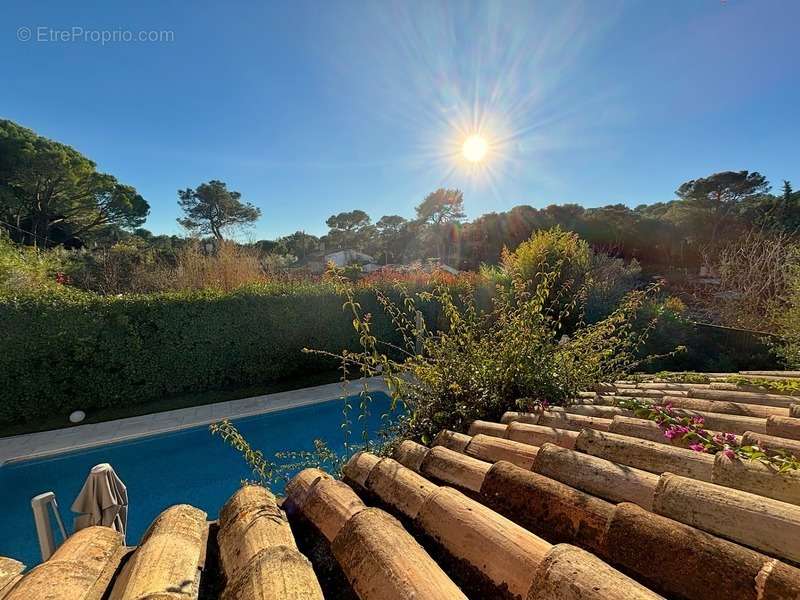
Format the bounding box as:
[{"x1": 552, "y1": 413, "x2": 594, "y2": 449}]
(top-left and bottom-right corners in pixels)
[
  {"x1": 700, "y1": 230, "x2": 800, "y2": 332},
  {"x1": 322, "y1": 252, "x2": 659, "y2": 445},
  {"x1": 211, "y1": 250, "x2": 661, "y2": 487},
  {"x1": 584, "y1": 254, "x2": 642, "y2": 322},
  {"x1": 503, "y1": 226, "x2": 591, "y2": 279},
  {"x1": 483, "y1": 227, "x2": 641, "y2": 325},
  {"x1": 66, "y1": 239, "x2": 274, "y2": 294},
  {"x1": 637, "y1": 299, "x2": 778, "y2": 373},
  {"x1": 773, "y1": 263, "x2": 800, "y2": 367},
  {"x1": 0, "y1": 233, "x2": 66, "y2": 292},
  {"x1": 0, "y1": 280, "x2": 444, "y2": 423},
  {"x1": 499, "y1": 226, "x2": 591, "y2": 300}
]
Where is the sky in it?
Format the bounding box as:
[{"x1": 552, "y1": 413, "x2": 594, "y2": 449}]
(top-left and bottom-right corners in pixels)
[{"x1": 1, "y1": 0, "x2": 798, "y2": 240}]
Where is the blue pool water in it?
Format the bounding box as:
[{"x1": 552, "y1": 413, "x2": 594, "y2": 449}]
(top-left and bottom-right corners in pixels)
[{"x1": 0, "y1": 392, "x2": 394, "y2": 567}]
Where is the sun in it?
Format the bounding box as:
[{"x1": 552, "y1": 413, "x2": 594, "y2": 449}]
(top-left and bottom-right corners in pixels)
[{"x1": 462, "y1": 134, "x2": 488, "y2": 163}]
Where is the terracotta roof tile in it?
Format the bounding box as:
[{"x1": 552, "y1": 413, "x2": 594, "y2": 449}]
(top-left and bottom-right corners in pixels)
[
  {"x1": 0, "y1": 557, "x2": 24, "y2": 599},
  {"x1": 109, "y1": 504, "x2": 207, "y2": 600},
  {"x1": 6, "y1": 526, "x2": 124, "y2": 600},
  {"x1": 3, "y1": 371, "x2": 800, "y2": 599}
]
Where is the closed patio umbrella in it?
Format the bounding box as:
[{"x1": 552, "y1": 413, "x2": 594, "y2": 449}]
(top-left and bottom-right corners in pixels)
[{"x1": 71, "y1": 463, "x2": 128, "y2": 542}]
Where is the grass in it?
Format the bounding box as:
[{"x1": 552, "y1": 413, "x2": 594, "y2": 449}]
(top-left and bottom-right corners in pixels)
[{"x1": 0, "y1": 369, "x2": 343, "y2": 438}]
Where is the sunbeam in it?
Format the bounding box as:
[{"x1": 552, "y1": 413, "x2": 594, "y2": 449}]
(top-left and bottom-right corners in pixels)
[{"x1": 312, "y1": 1, "x2": 623, "y2": 208}]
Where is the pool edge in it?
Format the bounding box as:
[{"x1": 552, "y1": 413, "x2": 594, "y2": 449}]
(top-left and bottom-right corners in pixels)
[{"x1": 0, "y1": 377, "x2": 388, "y2": 466}]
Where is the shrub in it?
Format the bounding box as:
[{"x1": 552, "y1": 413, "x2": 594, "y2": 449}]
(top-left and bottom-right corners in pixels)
[
  {"x1": 66, "y1": 239, "x2": 160, "y2": 294},
  {"x1": 0, "y1": 280, "x2": 443, "y2": 423},
  {"x1": 497, "y1": 227, "x2": 591, "y2": 314},
  {"x1": 501, "y1": 226, "x2": 592, "y2": 288},
  {"x1": 483, "y1": 228, "x2": 641, "y2": 324},
  {"x1": 773, "y1": 262, "x2": 800, "y2": 368},
  {"x1": 584, "y1": 254, "x2": 642, "y2": 322},
  {"x1": 210, "y1": 250, "x2": 662, "y2": 486},
  {"x1": 67, "y1": 239, "x2": 273, "y2": 294},
  {"x1": 702, "y1": 230, "x2": 800, "y2": 332},
  {"x1": 0, "y1": 233, "x2": 66, "y2": 292},
  {"x1": 317, "y1": 252, "x2": 659, "y2": 445},
  {"x1": 618, "y1": 397, "x2": 800, "y2": 470}
]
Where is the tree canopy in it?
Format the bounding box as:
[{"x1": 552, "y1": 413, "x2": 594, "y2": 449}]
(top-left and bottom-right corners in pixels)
[
  {"x1": 323, "y1": 209, "x2": 374, "y2": 251},
  {"x1": 177, "y1": 180, "x2": 261, "y2": 240},
  {"x1": 415, "y1": 188, "x2": 466, "y2": 225},
  {"x1": 3, "y1": 116, "x2": 797, "y2": 279},
  {"x1": 0, "y1": 119, "x2": 148, "y2": 247},
  {"x1": 674, "y1": 171, "x2": 771, "y2": 242}
]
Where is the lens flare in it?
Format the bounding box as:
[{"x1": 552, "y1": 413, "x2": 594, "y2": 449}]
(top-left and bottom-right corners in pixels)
[{"x1": 320, "y1": 2, "x2": 611, "y2": 205}]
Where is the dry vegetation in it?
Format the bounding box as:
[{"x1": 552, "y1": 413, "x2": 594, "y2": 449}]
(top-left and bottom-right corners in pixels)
[
  {"x1": 700, "y1": 231, "x2": 800, "y2": 332},
  {"x1": 70, "y1": 241, "x2": 276, "y2": 294}
]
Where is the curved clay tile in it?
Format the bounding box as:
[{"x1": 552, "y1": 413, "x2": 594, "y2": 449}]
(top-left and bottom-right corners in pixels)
[
  {"x1": 0, "y1": 557, "x2": 25, "y2": 599},
  {"x1": 109, "y1": 504, "x2": 207, "y2": 600},
  {"x1": 5, "y1": 526, "x2": 124, "y2": 600},
  {"x1": 331, "y1": 508, "x2": 468, "y2": 600},
  {"x1": 218, "y1": 485, "x2": 322, "y2": 600},
  {"x1": 575, "y1": 428, "x2": 716, "y2": 480},
  {"x1": 654, "y1": 473, "x2": 800, "y2": 564}
]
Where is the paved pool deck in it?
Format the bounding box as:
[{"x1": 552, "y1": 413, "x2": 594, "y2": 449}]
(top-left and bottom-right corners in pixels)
[{"x1": 0, "y1": 377, "x2": 387, "y2": 466}]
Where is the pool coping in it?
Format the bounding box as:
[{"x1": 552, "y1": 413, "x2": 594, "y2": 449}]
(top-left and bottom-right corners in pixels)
[{"x1": 0, "y1": 377, "x2": 388, "y2": 466}]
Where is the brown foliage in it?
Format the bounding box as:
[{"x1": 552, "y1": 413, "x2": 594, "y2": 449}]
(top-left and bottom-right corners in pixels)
[{"x1": 702, "y1": 230, "x2": 800, "y2": 332}]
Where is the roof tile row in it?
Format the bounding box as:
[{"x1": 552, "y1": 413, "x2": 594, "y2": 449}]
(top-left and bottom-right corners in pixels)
[
  {"x1": 341, "y1": 453, "x2": 660, "y2": 600},
  {"x1": 3, "y1": 372, "x2": 800, "y2": 599},
  {"x1": 389, "y1": 435, "x2": 800, "y2": 599}
]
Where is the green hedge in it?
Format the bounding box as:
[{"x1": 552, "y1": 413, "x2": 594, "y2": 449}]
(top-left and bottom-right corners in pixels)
[{"x1": 0, "y1": 284, "x2": 436, "y2": 423}]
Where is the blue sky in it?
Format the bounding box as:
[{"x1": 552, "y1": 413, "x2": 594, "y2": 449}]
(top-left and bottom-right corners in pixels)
[{"x1": 2, "y1": 1, "x2": 798, "y2": 239}]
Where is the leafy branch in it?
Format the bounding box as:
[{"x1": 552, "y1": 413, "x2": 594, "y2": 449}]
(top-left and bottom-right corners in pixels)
[{"x1": 615, "y1": 397, "x2": 800, "y2": 472}]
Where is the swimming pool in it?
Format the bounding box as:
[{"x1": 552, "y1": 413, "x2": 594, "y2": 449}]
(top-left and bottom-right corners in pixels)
[{"x1": 0, "y1": 392, "x2": 395, "y2": 567}]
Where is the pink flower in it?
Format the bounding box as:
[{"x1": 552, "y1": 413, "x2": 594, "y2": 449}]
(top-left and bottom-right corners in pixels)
[
  {"x1": 691, "y1": 416, "x2": 705, "y2": 425},
  {"x1": 723, "y1": 449, "x2": 736, "y2": 459},
  {"x1": 688, "y1": 443, "x2": 707, "y2": 453},
  {"x1": 664, "y1": 424, "x2": 689, "y2": 440}
]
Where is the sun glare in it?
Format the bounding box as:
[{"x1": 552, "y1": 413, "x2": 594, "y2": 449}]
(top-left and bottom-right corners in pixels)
[{"x1": 462, "y1": 135, "x2": 489, "y2": 163}]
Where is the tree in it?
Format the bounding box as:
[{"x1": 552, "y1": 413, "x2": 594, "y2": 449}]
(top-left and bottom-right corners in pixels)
[
  {"x1": 0, "y1": 119, "x2": 149, "y2": 246},
  {"x1": 324, "y1": 209, "x2": 373, "y2": 251},
  {"x1": 375, "y1": 215, "x2": 409, "y2": 263},
  {"x1": 326, "y1": 210, "x2": 370, "y2": 232},
  {"x1": 415, "y1": 188, "x2": 466, "y2": 225},
  {"x1": 675, "y1": 171, "x2": 770, "y2": 243},
  {"x1": 177, "y1": 180, "x2": 261, "y2": 240},
  {"x1": 415, "y1": 189, "x2": 466, "y2": 261},
  {"x1": 278, "y1": 230, "x2": 319, "y2": 259},
  {"x1": 69, "y1": 175, "x2": 148, "y2": 238},
  {"x1": 376, "y1": 214, "x2": 407, "y2": 234},
  {"x1": 676, "y1": 171, "x2": 770, "y2": 210},
  {"x1": 775, "y1": 181, "x2": 800, "y2": 233},
  {"x1": 738, "y1": 180, "x2": 800, "y2": 235}
]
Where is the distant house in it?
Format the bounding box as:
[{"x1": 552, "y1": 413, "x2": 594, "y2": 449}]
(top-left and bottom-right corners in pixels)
[
  {"x1": 297, "y1": 249, "x2": 377, "y2": 274},
  {"x1": 324, "y1": 249, "x2": 376, "y2": 267}
]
